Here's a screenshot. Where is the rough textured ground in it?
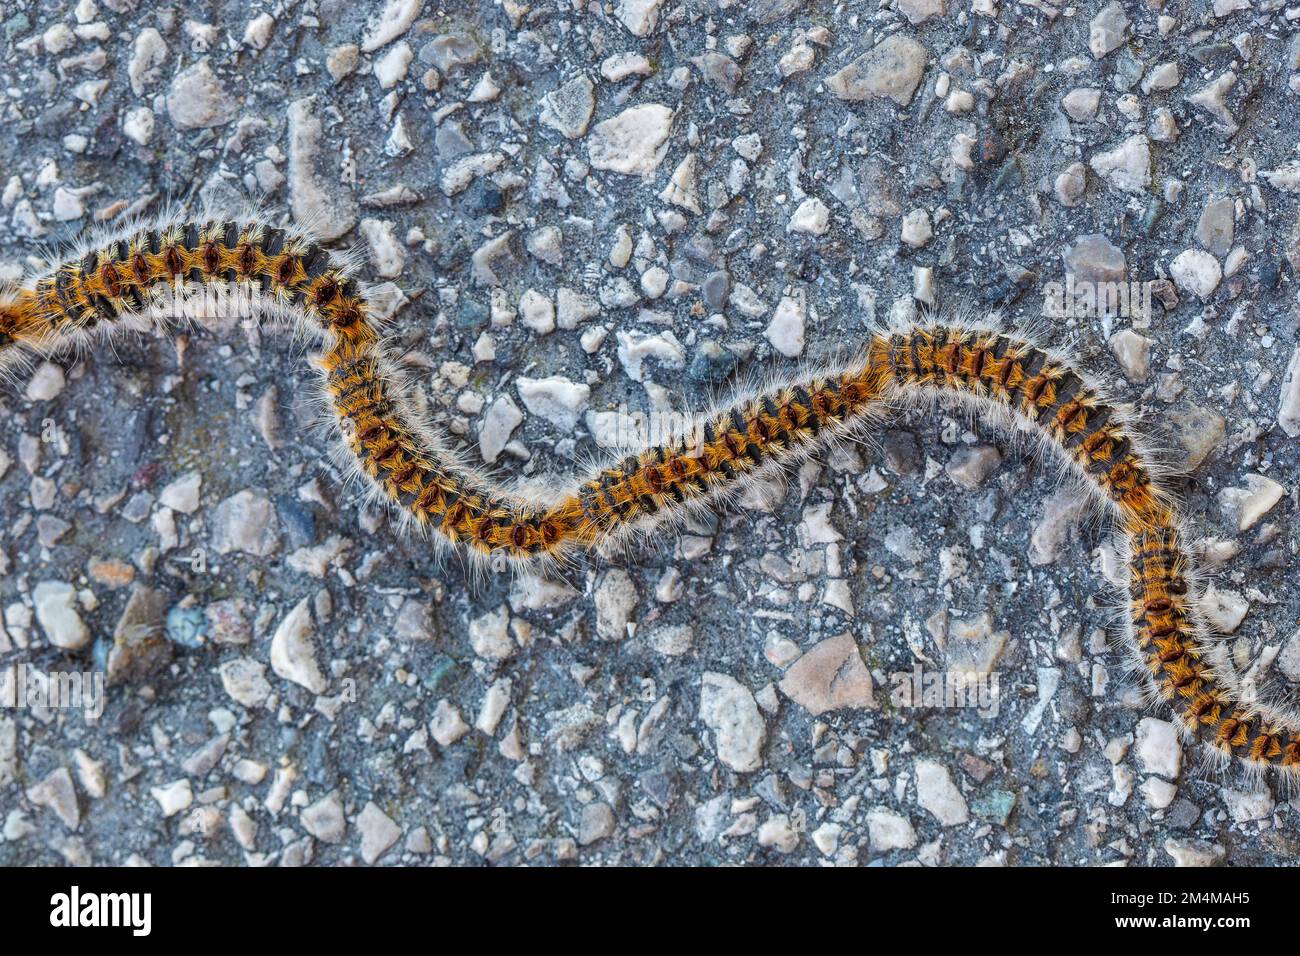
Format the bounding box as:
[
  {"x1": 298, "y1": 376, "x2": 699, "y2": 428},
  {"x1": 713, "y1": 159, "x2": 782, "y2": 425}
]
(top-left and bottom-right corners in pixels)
[{"x1": 1, "y1": 0, "x2": 1298, "y2": 867}]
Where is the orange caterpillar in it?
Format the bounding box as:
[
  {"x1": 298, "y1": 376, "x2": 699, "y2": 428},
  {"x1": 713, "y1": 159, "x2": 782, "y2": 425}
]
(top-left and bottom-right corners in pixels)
[{"x1": 0, "y1": 211, "x2": 1292, "y2": 778}]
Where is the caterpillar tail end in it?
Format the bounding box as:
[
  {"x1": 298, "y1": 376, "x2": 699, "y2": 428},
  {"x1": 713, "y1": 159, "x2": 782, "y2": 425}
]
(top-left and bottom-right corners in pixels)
[{"x1": 0, "y1": 288, "x2": 50, "y2": 379}]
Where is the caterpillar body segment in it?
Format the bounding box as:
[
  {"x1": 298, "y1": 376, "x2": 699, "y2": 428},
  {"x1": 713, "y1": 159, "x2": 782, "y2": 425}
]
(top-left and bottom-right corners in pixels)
[
  {"x1": 2, "y1": 215, "x2": 1295, "y2": 779},
  {"x1": 872, "y1": 326, "x2": 1173, "y2": 523}
]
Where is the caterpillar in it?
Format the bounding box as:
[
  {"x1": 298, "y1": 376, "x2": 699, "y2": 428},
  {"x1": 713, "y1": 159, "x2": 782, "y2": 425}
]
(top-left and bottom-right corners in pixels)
[{"x1": 0, "y1": 209, "x2": 1291, "y2": 781}]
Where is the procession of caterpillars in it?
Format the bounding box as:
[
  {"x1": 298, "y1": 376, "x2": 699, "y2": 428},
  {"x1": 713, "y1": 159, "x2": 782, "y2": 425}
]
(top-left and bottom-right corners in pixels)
[{"x1": 0, "y1": 208, "x2": 1293, "y2": 785}]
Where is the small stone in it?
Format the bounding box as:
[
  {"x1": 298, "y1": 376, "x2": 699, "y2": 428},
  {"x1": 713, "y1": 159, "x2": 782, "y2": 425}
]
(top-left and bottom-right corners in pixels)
[
  {"x1": 732, "y1": 133, "x2": 763, "y2": 161},
  {"x1": 517, "y1": 375, "x2": 590, "y2": 431},
  {"x1": 1029, "y1": 490, "x2": 1085, "y2": 566},
  {"x1": 900, "y1": 208, "x2": 932, "y2": 248},
  {"x1": 765, "y1": 291, "x2": 806, "y2": 357},
  {"x1": 609, "y1": 225, "x2": 633, "y2": 268},
  {"x1": 159, "y1": 471, "x2": 201, "y2": 514},
  {"x1": 431, "y1": 700, "x2": 471, "y2": 746},
  {"x1": 467, "y1": 72, "x2": 500, "y2": 103},
  {"x1": 1054, "y1": 163, "x2": 1087, "y2": 207},
  {"x1": 601, "y1": 52, "x2": 652, "y2": 81},
  {"x1": 1169, "y1": 249, "x2": 1221, "y2": 301},
  {"x1": 469, "y1": 605, "x2": 513, "y2": 661},
  {"x1": 122, "y1": 107, "x2": 155, "y2": 145},
  {"x1": 811, "y1": 822, "x2": 842, "y2": 856},
  {"x1": 1195, "y1": 197, "x2": 1234, "y2": 257},
  {"x1": 1109, "y1": 329, "x2": 1151, "y2": 383},
  {"x1": 540, "y1": 75, "x2": 596, "y2": 140},
  {"x1": 26, "y1": 767, "x2": 80, "y2": 830},
  {"x1": 699, "y1": 672, "x2": 765, "y2": 773},
  {"x1": 405, "y1": 827, "x2": 433, "y2": 854},
  {"x1": 419, "y1": 33, "x2": 481, "y2": 73},
  {"x1": 440, "y1": 153, "x2": 504, "y2": 199},
  {"x1": 1189, "y1": 72, "x2": 1238, "y2": 135},
  {"x1": 587, "y1": 104, "x2": 674, "y2": 177},
  {"x1": 211, "y1": 489, "x2": 280, "y2": 556},
  {"x1": 578, "y1": 802, "x2": 616, "y2": 845},
  {"x1": 326, "y1": 45, "x2": 360, "y2": 81},
  {"x1": 356, "y1": 802, "x2": 401, "y2": 864},
  {"x1": 1168, "y1": 403, "x2": 1225, "y2": 469},
  {"x1": 219, "y1": 658, "x2": 272, "y2": 708},
  {"x1": 1142, "y1": 777, "x2": 1178, "y2": 810},
  {"x1": 1142, "y1": 61, "x2": 1181, "y2": 93},
  {"x1": 659, "y1": 153, "x2": 703, "y2": 213},
  {"x1": 166, "y1": 605, "x2": 207, "y2": 649},
  {"x1": 1200, "y1": 585, "x2": 1248, "y2": 634},
  {"x1": 127, "y1": 27, "x2": 168, "y2": 95},
  {"x1": 701, "y1": 271, "x2": 731, "y2": 311},
  {"x1": 1063, "y1": 234, "x2": 1125, "y2": 283},
  {"x1": 1164, "y1": 838, "x2": 1224, "y2": 867},
  {"x1": 475, "y1": 678, "x2": 511, "y2": 736},
  {"x1": 615, "y1": 0, "x2": 665, "y2": 36},
  {"x1": 595, "y1": 569, "x2": 638, "y2": 641},
  {"x1": 1278, "y1": 347, "x2": 1300, "y2": 438},
  {"x1": 269, "y1": 598, "x2": 328, "y2": 694},
  {"x1": 946, "y1": 445, "x2": 1001, "y2": 490},
  {"x1": 1218, "y1": 474, "x2": 1284, "y2": 531},
  {"x1": 778, "y1": 633, "x2": 876, "y2": 715},
  {"x1": 1149, "y1": 108, "x2": 1179, "y2": 143},
  {"x1": 362, "y1": 0, "x2": 422, "y2": 52},
  {"x1": 787, "y1": 196, "x2": 829, "y2": 235},
  {"x1": 557, "y1": 288, "x2": 599, "y2": 329},
  {"x1": 287, "y1": 96, "x2": 357, "y2": 241},
  {"x1": 1089, "y1": 134, "x2": 1151, "y2": 193},
  {"x1": 525, "y1": 226, "x2": 563, "y2": 266},
  {"x1": 44, "y1": 23, "x2": 76, "y2": 54},
  {"x1": 166, "y1": 59, "x2": 236, "y2": 130},
  {"x1": 1222, "y1": 788, "x2": 1273, "y2": 824},
  {"x1": 692, "y1": 51, "x2": 743, "y2": 94},
  {"x1": 360, "y1": 218, "x2": 405, "y2": 278},
  {"x1": 150, "y1": 779, "x2": 193, "y2": 818},
  {"x1": 915, "y1": 759, "x2": 969, "y2": 825},
  {"x1": 1262, "y1": 163, "x2": 1300, "y2": 193},
  {"x1": 648, "y1": 623, "x2": 694, "y2": 656},
  {"x1": 866, "y1": 807, "x2": 917, "y2": 852},
  {"x1": 897, "y1": 0, "x2": 946, "y2": 25},
  {"x1": 242, "y1": 12, "x2": 275, "y2": 51},
  {"x1": 52, "y1": 189, "x2": 84, "y2": 222},
  {"x1": 641, "y1": 267, "x2": 667, "y2": 298},
  {"x1": 882, "y1": 431, "x2": 922, "y2": 475},
  {"x1": 757, "y1": 814, "x2": 800, "y2": 853},
  {"x1": 517, "y1": 289, "x2": 556, "y2": 335},
  {"x1": 1088, "y1": 2, "x2": 1129, "y2": 59},
  {"x1": 72, "y1": 749, "x2": 106, "y2": 801},
  {"x1": 301, "y1": 791, "x2": 346, "y2": 843},
  {"x1": 479, "y1": 396, "x2": 523, "y2": 464},
  {"x1": 1135, "y1": 717, "x2": 1182, "y2": 779},
  {"x1": 778, "y1": 42, "x2": 816, "y2": 78},
  {"x1": 385, "y1": 599, "x2": 430, "y2": 644},
  {"x1": 1277, "y1": 628, "x2": 1300, "y2": 683},
  {"x1": 87, "y1": 558, "x2": 134, "y2": 589},
  {"x1": 34, "y1": 580, "x2": 90, "y2": 650},
  {"x1": 25, "y1": 361, "x2": 65, "y2": 401},
  {"x1": 1061, "y1": 87, "x2": 1101, "y2": 121},
  {"x1": 824, "y1": 34, "x2": 928, "y2": 107}
]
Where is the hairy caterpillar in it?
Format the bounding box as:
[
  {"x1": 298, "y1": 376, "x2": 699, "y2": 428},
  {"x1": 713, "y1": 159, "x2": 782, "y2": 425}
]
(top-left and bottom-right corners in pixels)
[{"x1": 0, "y1": 209, "x2": 1292, "y2": 781}]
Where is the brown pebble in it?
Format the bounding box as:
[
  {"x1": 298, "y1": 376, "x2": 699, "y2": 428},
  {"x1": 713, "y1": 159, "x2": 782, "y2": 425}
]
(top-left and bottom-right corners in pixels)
[{"x1": 87, "y1": 557, "x2": 136, "y2": 588}]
